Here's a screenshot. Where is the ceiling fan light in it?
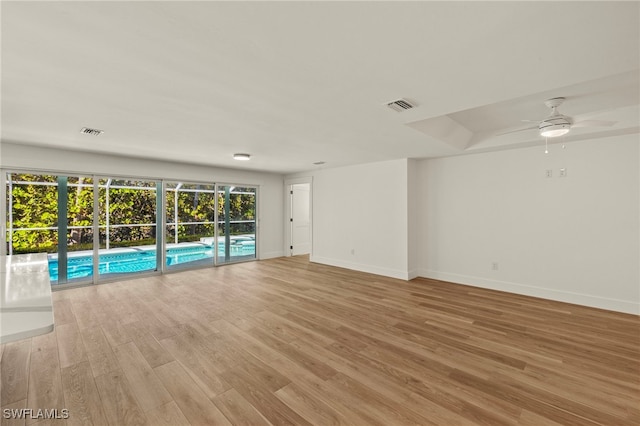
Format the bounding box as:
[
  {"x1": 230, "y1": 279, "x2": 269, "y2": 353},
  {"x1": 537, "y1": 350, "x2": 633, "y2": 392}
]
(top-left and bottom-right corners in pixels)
[
  {"x1": 233, "y1": 153, "x2": 251, "y2": 161},
  {"x1": 540, "y1": 124, "x2": 570, "y2": 138},
  {"x1": 539, "y1": 113, "x2": 571, "y2": 138}
]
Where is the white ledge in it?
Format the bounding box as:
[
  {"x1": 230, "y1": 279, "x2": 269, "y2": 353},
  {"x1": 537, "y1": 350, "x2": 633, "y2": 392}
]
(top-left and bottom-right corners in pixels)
[{"x1": 1, "y1": 253, "x2": 54, "y2": 343}]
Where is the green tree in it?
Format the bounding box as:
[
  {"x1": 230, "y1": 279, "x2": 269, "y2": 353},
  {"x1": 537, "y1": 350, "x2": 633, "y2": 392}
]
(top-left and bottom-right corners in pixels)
[
  {"x1": 7, "y1": 175, "x2": 256, "y2": 253},
  {"x1": 9, "y1": 174, "x2": 58, "y2": 253}
]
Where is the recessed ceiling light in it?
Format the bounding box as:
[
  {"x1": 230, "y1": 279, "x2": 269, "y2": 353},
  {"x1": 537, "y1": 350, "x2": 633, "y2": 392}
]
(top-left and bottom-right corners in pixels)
[{"x1": 233, "y1": 153, "x2": 251, "y2": 161}]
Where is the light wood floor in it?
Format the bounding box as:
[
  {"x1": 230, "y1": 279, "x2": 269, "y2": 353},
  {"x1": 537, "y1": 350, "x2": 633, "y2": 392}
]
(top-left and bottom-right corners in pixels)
[{"x1": 1, "y1": 256, "x2": 638, "y2": 425}]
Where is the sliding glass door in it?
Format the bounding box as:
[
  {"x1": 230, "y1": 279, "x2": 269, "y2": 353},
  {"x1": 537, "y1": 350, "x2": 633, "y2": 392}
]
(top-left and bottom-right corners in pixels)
[
  {"x1": 165, "y1": 182, "x2": 216, "y2": 270},
  {"x1": 5, "y1": 173, "x2": 94, "y2": 285},
  {"x1": 3, "y1": 171, "x2": 259, "y2": 287},
  {"x1": 61, "y1": 176, "x2": 95, "y2": 284},
  {"x1": 5, "y1": 173, "x2": 59, "y2": 258},
  {"x1": 216, "y1": 185, "x2": 257, "y2": 264},
  {"x1": 97, "y1": 178, "x2": 159, "y2": 280}
]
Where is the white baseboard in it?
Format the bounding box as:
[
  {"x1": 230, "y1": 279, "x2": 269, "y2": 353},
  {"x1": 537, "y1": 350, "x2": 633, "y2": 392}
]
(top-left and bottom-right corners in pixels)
[
  {"x1": 310, "y1": 256, "x2": 410, "y2": 280},
  {"x1": 407, "y1": 269, "x2": 421, "y2": 280},
  {"x1": 280, "y1": 256, "x2": 639, "y2": 315},
  {"x1": 417, "y1": 269, "x2": 639, "y2": 315}
]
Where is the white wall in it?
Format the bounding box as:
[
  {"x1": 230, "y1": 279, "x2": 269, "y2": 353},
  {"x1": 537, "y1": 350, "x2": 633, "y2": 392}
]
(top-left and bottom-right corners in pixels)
[
  {"x1": 416, "y1": 135, "x2": 640, "y2": 314},
  {"x1": 290, "y1": 159, "x2": 410, "y2": 279},
  {"x1": 407, "y1": 159, "x2": 420, "y2": 279},
  {"x1": 0, "y1": 142, "x2": 285, "y2": 259},
  {"x1": 11, "y1": 137, "x2": 636, "y2": 313}
]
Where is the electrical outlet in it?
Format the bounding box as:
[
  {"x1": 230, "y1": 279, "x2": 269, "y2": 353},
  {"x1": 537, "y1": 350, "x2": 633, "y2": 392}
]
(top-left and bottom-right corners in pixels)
[
  {"x1": 350, "y1": 248, "x2": 355, "y2": 255},
  {"x1": 492, "y1": 262, "x2": 499, "y2": 271},
  {"x1": 545, "y1": 169, "x2": 553, "y2": 178},
  {"x1": 559, "y1": 168, "x2": 567, "y2": 177}
]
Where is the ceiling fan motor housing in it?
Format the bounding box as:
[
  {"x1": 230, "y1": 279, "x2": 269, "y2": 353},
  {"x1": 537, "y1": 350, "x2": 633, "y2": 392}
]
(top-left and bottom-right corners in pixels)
[{"x1": 539, "y1": 98, "x2": 572, "y2": 137}]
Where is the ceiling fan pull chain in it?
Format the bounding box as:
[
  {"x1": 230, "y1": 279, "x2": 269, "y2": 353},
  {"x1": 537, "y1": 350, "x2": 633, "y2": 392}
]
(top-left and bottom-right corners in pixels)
[{"x1": 545, "y1": 137, "x2": 549, "y2": 154}]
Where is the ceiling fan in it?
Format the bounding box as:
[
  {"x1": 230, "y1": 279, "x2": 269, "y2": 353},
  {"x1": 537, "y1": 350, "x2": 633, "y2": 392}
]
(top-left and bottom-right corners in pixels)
[{"x1": 504, "y1": 97, "x2": 617, "y2": 138}]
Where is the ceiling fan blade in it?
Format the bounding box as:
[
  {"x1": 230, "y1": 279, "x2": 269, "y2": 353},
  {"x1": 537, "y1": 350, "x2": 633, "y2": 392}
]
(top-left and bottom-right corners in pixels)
[
  {"x1": 572, "y1": 119, "x2": 617, "y2": 128},
  {"x1": 496, "y1": 125, "x2": 538, "y2": 136}
]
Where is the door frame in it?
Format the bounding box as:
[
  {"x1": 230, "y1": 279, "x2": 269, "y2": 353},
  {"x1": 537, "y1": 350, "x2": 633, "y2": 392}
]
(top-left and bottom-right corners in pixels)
[{"x1": 284, "y1": 177, "x2": 312, "y2": 257}]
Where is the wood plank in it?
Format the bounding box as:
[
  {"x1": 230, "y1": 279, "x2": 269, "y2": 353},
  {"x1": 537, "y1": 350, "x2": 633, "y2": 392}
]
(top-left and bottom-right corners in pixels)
[
  {"x1": 112, "y1": 342, "x2": 172, "y2": 412},
  {"x1": 52, "y1": 299, "x2": 75, "y2": 326},
  {"x1": 211, "y1": 320, "x2": 281, "y2": 364},
  {"x1": 100, "y1": 320, "x2": 132, "y2": 348},
  {"x1": 154, "y1": 361, "x2": 232, "y2": 426},
  {"x1": 289, "y1": 339, "x2": 412, "y2": 405},
  {"x1": 326, "y1": 372, "x2": 435, "y2": 426},
  {"x1": 212, "y1": 389, "x2": 272, "y2": 426},
  {"x1": 102, "y1": 288, "x2": 142, "y2": 326},
  {"x1": 1, "y1": 340, "x2": 31, "y2": 406},
  {"x1": 27, "y1": 333, "x2": 64, "y2": 425},
  {"x1": 448, "y1": 368, "x2": 609, "y2": 426},
  {"x1": 122, "y1": 321, "x2": 174, "y2": 368},
  {"x1": 268, "y1": 356, "x2": 387, "y2": 426},
  {"x1": 143, "y1": 401, "x2": 190, "y2": 426},
  {"x1": 159, "y1": 332, "x2": 230, "y2": 398},
  {"x1": 517, "y1": 409, "x2": 569, "y2": 426},
  {"x1": 55, "y1": 323, "x2": 87, "y2": 369},
  {"x1": 275, "y1": 382, "x2": 348, "y2": 425},
  {"x1": 127, "y1": 306, "x2": 177, "y2": 342},
  {"x1": 252, "y1": 311, "x2": 334, "y2": 346},
  {"x1": 274, "y1": 340, "x2": 338, "y2": 380},
  {"x1": 357, "y1": 343, "x2": 522, "y2": 424},
  {"x1": 68, "y1": 297, "x2": 101, "y2": 330},
  {"x1": 78, "y1": 326, "x2": 119, "y2": 378},
  {"x1": 220, "y1": 366, "x2": 313, "y2": 426},
  {"x1": 232, "y1": 353, "x2": 291, "y2": 393},
  {"x1": 94, "y1": 369, "x2": 148, "y2": 426},
  {"x1": 60, "y1": 361, "x2": 108, "y2": 426}
]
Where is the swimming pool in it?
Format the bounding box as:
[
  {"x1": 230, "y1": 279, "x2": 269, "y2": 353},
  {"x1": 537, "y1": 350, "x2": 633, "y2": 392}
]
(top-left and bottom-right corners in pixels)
[{"x1": 48, "y1": 241, "x2": 255, "y2": 282}]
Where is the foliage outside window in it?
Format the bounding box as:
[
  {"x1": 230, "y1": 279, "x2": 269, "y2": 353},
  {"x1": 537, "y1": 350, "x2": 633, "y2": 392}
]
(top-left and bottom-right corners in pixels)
[
  {"x1": 6, "y1": 174, "x2": 256, "y2": 254},
  {"x1": 8, "y1": 174, "x2": 59, "y2": 253}
]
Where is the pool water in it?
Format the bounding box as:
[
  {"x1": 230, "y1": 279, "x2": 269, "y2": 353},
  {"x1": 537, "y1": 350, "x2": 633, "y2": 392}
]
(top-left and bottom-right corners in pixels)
[{"x1": 48, "y1": 242, "x2": 254, "y2": 282}]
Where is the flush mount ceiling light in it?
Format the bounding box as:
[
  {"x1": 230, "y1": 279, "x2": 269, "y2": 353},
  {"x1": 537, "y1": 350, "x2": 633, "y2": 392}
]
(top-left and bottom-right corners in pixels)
[{"x1": 233, "y1": 153, "x2": 250, "y2": 161}]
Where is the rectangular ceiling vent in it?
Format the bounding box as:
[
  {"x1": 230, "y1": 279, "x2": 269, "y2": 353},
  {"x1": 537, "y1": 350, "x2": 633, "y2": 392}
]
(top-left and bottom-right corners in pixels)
[
  {"x1": 80, "y1": 127, "x2": 104, "y2": 136},
  {"x1": 386, "y1": 98, "x2": 415, "y2": 112}
]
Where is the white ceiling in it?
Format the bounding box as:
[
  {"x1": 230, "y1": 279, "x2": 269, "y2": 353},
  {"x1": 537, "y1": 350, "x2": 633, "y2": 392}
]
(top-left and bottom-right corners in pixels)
[{"x1": 1, "y1": 1, "x2": 638, "y2": 174}]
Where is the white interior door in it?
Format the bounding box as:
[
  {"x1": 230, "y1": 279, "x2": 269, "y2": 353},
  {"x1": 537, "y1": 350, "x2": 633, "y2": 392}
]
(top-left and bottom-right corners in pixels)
[{"x1": 291, "y1": 183, "x2": 311, "y2": 255}]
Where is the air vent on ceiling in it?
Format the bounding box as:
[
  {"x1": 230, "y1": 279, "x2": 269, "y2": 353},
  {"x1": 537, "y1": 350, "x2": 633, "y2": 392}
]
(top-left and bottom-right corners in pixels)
[
  {"x1": 80, "y1": 127, "x2": 104, "y2": 136},
  {"x1": 386, "y1": 98, "x2": 415, "y2": 112}
]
